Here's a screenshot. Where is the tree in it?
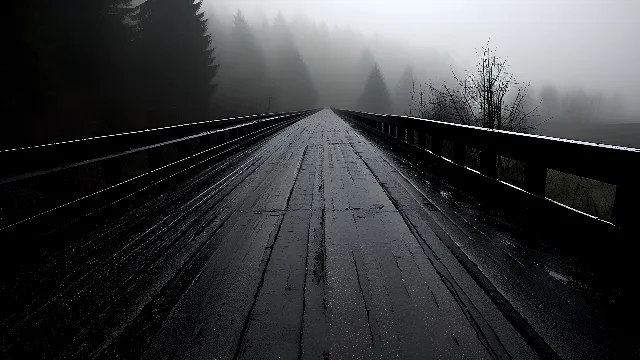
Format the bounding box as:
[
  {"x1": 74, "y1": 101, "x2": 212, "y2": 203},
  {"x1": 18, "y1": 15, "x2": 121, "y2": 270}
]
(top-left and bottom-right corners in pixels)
[
  {"x1": 2, "y1": 0, "x2": 137, "y2": 145},
  {"x1": 561, "y1": 88, "x2": 601, "y2": 123},
  {"x1": 212, "y1": 10, "x2": 268, "y2": 116},
  {"x1": 205, "y1": 7, "x2": 228, "y2": 63},
  {"x1": 136, "y1": 0, "x2": 217, "y2": 125},
  {"x1": 353, "y1": 48, "x2": 376, "y2": 107},
  {"x1": 393, "y1": 65, "x2": 415, "y2": 114},
  {"x1": 539, "y1": 85, "x2": 560, "y2": 121},
  {"x1": 357, "y1": 64, "x2": 392, "y2": 114},
  {"x1": 430, "y1": 42, "x2": 541, "y2": 133},
  {"x1": 407, "y1": 81, "x2": 454, "y2": 122},
  {"x1": 267, "y1": 13, "x2": 317, "y2": 111}
]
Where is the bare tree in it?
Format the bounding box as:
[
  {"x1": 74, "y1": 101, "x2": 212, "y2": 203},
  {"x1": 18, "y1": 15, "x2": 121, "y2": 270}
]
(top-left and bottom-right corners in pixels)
[
  {"x1": 406, "y1": 80, "x2": 429, "y2": 118},
  {"x1": 266, "y1": 84, "x2": 276, "y2": 112},
  {"x1": 406, "y1": 80, "x2": 457, "y2": 122},
  {"x1": 404, "y1": 42, "x2": 552, "y2": 187},
  {"x1": 429, "y1": 42, "x2": 543, "y2": 133}
]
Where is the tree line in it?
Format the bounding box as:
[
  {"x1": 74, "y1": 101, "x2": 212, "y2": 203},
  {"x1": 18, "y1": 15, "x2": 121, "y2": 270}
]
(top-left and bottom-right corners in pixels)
[
  {"x1": 210, "y1": 11, "x2": 317, "y2": 117},
  {"x1": 5, "y1": 2, "x2": 624, "y2": 148},
  {"x1": 3, "y1": 1, "x2": 455, "y2": 146},
  {"x1": 4, "y1": 0, "x2": 216, "y2": 146}
]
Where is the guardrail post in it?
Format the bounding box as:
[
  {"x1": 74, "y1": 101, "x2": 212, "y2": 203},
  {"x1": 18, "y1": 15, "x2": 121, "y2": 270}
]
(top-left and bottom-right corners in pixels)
[
  {"x1": 480, "y1": 150, "x2": 497, "y2": 178},
  {"x1": 417, "y1": 132, "x2": 426, "y2": 149},
  {"x1": 406, "y1": 128, "x2": 415, "y2": 146},
  {"x1": 199, "y1": 134, "x2": 211, "y2": 151},
  {"x1": 390, "y1": 124, "x2": 396, "y2": 137},
  {"x1": 224, "y1": 129, "x2": 230, "y2": 143},
  {"x1": 147, "y1": 146, "x2": 164, "y2": 171},
  {"x1": 523, "y1": 162, "x2": 547, "y2": 196},
  {"x1": 211, "y1": 131, "x2": 219, "y2": 145},
  {"x1": 397, "y1": 126, "x2": 405, "y2": 141},
  {"x1": 177, "y1": 140, "x2": 190, "y2": 160},
  {"x1": 431, "y1": 136, "x2": 443, "y2": 156},
  {"x1": 453, "y1": 142, "x2": 466, "y2": 166},
  {"x1": 103, "y1": 157, "x2": 124, "y2": 186},
  {"x1": 613, "y1": 182, "x2": 638, "y2": 230}
]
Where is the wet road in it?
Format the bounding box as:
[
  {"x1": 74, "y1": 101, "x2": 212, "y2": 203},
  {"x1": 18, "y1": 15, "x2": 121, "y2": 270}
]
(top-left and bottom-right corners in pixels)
[
  {"x1": 140, "y1": 110, "x2": 538, "y2": 360},
  {"x1": 1, "y1": 110, "x2": 628, "y2": 359}
]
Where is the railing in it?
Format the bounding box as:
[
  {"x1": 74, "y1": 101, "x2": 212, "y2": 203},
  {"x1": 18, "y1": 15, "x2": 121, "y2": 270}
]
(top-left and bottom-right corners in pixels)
[
  {"x1": 0, "y1": 110, "x2": 315, "y2": 181},
  {"x1": 334, "y1": 108, "x2": 640, "y2": 233},
  {"x1": 0, "y1": 109, "x2": 319, "y2": 233}
]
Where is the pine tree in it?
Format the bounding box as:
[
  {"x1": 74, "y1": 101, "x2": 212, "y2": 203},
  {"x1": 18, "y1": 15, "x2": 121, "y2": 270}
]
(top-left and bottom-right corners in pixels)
[
  {"x1": 3, "y1": 0, "x2": 137, "y2": 144},
  {"x1": 358, "y1": 64, "x2": 392, "y2": 114},
  {"x1": 205, "y1": 9, "x2": 227, "y2": 66},
  {"x1": 136, "y1": 0, "x2": 217, "y2": 124},
  {"x1": 212, "y1": 11, "x2": 268, "y2": 116},
  {"x1": 267, "y1": 13, "x2": 317, "y2": 111},
  {"x1": 352, "y1": 48, "x2": 376, "y2": 107},
  {"x1": 393, "y1": 65, "x2": 414, "y2": 114}
]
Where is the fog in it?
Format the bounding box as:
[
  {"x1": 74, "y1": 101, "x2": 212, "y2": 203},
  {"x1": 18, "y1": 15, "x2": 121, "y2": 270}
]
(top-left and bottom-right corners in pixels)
[
  {"x1": 207, "y1": 0, "x2": 640, "y2": 116},
  {"x1": 5, "y1": 0, "x2": 640, "y2": 147}
]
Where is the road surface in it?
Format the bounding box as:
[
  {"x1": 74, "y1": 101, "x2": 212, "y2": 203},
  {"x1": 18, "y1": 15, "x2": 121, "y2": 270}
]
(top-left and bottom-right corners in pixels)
[{"x1": 0, "y1": 110, "x2": 630, "y2": 359}]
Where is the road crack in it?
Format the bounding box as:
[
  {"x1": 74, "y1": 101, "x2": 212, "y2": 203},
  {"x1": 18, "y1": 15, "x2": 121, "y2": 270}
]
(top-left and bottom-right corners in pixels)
[
  {"x1": 351, "y1": 250, "x2": 375, "y2": 348},
  {"x1": 232, "y1": 145, "x2": 309, "y2": 360},
  {"x1": 391, "y1": 251, "x2": 410, "y2": 297}
]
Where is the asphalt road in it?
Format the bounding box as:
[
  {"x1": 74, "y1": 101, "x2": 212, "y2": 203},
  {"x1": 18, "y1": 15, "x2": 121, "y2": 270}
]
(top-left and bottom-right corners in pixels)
[{"x1": 0, "y1": 110, "x2": 630, "y2": 359}]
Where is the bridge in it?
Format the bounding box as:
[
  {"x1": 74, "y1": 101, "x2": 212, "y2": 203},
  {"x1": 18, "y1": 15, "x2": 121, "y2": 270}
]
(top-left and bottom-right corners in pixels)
[{"x1": 0, "y1": 109, "x2": 636, "y2": 359}]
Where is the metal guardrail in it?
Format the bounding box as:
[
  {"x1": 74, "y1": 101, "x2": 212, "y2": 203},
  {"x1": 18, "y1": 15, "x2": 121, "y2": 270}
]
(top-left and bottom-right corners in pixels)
[
  {"x1": 333, "y1": 108, "x2": 640, "y2": 231},
  {"x1": 0, "y1": 110, "x2": 315, "y2": 182},
  {"x1": 0, "y1": 109, "x2": 319, "y2": 232}
]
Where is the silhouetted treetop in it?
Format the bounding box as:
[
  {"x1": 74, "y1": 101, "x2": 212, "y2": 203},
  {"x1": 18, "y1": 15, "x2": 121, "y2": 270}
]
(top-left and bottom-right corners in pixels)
[
  {"x1": 393, "y1": 65, "x2": 415, "y2": 114},
  {"x1": 212, "y1": 10, "x2": 269, "y2": 115},
  {"x1": 358, "y1": 63, "x2": 392, "y2": 114},
  {"x1": 266, "y1": 14, "x2": 317, "y2": 111},
  {"x1": 136, "y1": 0, "x2": 217, "y2": 123}
]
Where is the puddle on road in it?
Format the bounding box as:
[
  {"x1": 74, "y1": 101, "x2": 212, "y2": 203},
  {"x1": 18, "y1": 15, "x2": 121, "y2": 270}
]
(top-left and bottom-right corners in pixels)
[
  {"x1": 547, "y1": 269, "x2": 570, "y2": 282},
  {"x1": 439, "y1": 189, "x2": 453, "y2": 201}
]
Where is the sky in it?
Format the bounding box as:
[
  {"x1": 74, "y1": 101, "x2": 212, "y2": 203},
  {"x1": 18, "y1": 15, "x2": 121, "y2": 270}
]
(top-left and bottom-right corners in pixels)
[{"x1": 206, "y1": 0, "x2": 640, "y2": 114}]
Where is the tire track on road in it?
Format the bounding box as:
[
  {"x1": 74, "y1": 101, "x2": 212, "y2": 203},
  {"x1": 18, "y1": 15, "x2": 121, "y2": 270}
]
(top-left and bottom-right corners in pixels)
[{"x1": 233, "y1": 145, "x2": 309, "y2": 360}]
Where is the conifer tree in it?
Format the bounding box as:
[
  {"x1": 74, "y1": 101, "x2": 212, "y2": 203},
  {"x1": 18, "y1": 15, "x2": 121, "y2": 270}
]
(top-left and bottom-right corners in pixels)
[
  {"x1": 136, "y1": 0, "x2": 217, "y2": 124},
  {"x1": 3, "y1": 0, "x2": 137, "y2": 144},
  {"x1": 358, "y1": 64, "x2": 392, "y2": 114},
  {"x1": 212, "y1": 10, "x2": 268, "y2": 116},
  {"x1": 267, "y1": 14, "x2": 317, "y2": 111},
  {"x1": 351, "y1": 48, "x2": 376, "y2": 107},
  {"x1": 393, "y1": 65, "x2": 415, "y2": 114}
]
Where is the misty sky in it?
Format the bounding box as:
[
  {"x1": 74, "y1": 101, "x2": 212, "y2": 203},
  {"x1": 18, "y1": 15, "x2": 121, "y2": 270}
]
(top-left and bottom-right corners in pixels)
[{"x1": 208, "y1": 0, "x2": 640, "y2": 113}]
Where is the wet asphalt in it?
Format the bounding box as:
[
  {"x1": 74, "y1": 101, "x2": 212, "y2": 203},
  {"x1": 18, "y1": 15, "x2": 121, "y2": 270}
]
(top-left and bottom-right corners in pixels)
[{"x1": 0, "y1": 110, "x2": 631, "y2": 359}]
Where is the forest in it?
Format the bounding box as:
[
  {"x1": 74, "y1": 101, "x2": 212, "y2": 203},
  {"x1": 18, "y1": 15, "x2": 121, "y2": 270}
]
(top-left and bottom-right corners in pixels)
[{"x1": 3, "y1": 0, "x2": 635, "y2": 149}]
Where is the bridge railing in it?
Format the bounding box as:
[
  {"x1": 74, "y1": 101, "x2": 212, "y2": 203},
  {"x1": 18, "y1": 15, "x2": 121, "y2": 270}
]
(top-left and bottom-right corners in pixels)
[
  {"x1": 0, "y1": 110, "x2": 316, "y2": 181},
  {"x1": 333, "y1": 108, "x2": 639, "y2": 233},
  {"x1": 0, "y1": 109, "x2": 319, "y2": 233}
]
